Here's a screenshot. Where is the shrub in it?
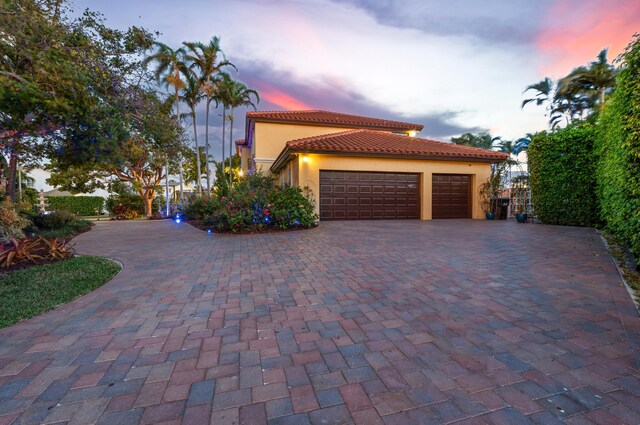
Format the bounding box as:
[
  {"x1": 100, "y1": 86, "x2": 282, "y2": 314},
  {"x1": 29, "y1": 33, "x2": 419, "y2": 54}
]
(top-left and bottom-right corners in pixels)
[
  {"x1": 596, "y1": 34, "x2": 640, "y2": 259},
  {"x1": 106, "y1": 193, "x2": 145, "y2": 219},
  {"x1": 269, "y1": 186, "x2": 317, "y2": 229},
  {"x1": 46, "y1": 196, "x2": 104, "y2": 216},
  {"x1": 200, "y1": 173, "x2": 317, "y2": 233},
  {"x1": 31, "y1": 210, "x2": 76, "y2": 230},
  {"x1": 528, "y1": 124, "x2": 599, "y2": 226},
  {"x1": 0, "y1": 236, "x2": 74, "y2": 268},
  {"x1": 0, "y1": 199, "x2": 29, "y2": 242},
  {"x1": 27, "y1": 210, "x2": 91, "y2": 239},
  {"x1": 182, "y1": 195, "x2": 217, "y2": 221}
]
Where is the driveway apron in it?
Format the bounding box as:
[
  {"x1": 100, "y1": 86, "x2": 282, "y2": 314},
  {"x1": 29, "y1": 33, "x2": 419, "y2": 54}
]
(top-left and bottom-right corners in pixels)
[{"x1": 0, "y1": 219, "x2": 639, "y2": 424}]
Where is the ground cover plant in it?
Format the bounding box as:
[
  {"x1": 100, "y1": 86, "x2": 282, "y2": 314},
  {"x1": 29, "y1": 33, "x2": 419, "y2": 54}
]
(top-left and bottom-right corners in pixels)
[{"x1": 0, "y1": 256, "x2": 120, "y2": 328}]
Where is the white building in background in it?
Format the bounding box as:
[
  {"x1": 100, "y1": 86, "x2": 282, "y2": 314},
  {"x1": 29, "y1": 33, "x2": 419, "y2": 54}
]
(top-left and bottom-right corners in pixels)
[
  {"x1": 30, "y1": 167, "x2": 196, "y2": 202},
  {"x1": 30, "y1": 168, "x2": 110, "y2": 198}
]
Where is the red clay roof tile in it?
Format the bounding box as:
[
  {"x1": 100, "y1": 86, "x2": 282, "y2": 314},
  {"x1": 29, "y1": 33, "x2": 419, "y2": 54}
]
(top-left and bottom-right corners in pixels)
[
  {"x1": 271, "y1": 129, "x2": 508, "y2": 171},
  {"x1": 246, "y1": 110, "x2": 423, "y2": 131}
]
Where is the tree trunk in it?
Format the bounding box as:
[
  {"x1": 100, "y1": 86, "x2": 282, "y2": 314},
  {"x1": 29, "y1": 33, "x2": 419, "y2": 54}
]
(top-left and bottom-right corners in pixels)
[
  {"x1": 221, "y1": 105, "x2": 226, "y2": 190},
  {"x1": 140, "y1": 188, "x2": 155, "y2": 218},
  {"x1": 205, "y1": 98, "x2": 211, "y2": 195},
  {"x1": 6, "y1": 148, "x2": 17, "y2": 202},
  {"x1": 599, "y1": 87, "x2": 605, "y2": 113},
  {"x1": 229, "y1": 108, "x2": 234, "y2": 187},
  {"x1": 192, "y1": 107, "x2": 202, "y2": 195}
]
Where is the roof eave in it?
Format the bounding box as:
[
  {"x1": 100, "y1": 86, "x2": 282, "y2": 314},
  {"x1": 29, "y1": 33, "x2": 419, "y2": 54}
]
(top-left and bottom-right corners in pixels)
[{"x1": 271, "y1": 148, "x2": 508, "y2": 172}]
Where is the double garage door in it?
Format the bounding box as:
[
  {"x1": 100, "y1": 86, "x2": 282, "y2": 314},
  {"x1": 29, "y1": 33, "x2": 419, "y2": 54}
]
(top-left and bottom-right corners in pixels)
[{"x1": 320, "y1": 171, "x2": 470, "y2": 220}]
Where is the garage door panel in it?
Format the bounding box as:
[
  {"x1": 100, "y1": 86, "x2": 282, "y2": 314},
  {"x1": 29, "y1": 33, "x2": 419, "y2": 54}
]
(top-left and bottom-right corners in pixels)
[
  {"x1": 320, "y1": 171, "x2": 420, "y2": 220},
  {"x1": 432, "y1": 174, "x2": 471, "y2": 219}
]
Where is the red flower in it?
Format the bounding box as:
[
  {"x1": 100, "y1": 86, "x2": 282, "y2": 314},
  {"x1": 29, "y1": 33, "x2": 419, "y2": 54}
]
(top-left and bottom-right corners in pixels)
[{"x1": 263, "y1": 209, "x2": 269, "y2": 215}]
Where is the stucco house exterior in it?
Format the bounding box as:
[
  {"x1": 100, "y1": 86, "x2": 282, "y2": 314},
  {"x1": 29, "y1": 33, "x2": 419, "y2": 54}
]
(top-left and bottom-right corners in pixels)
[{"x1": 237, "y1": 110, "x2": 508, "y2": 221}]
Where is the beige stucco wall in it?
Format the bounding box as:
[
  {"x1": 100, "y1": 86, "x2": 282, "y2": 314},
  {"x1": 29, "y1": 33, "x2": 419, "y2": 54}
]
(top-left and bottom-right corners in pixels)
[
  {"x1": 292, "y1": 154, "x2": 492, "y2": 220},
  {"x1": 252, "y1": 122, "x2": 369, "y2": 173}
]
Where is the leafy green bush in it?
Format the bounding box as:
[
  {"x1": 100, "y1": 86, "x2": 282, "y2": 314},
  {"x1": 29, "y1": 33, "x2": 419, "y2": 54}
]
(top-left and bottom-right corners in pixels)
[
  {"x1": 193, "y1": 173, "x2": 317, "y2": 232},
  {"x1": 46, "y1": 196, "x2": 104, "y2": 216},
  {"x1": 182, "y1": 195, "x2": 217, "y2": 220},
  {"x1": 596, "y1": 34, "x2": 640, "y2": 259},
  {"x1": 106, "y1": 193, "x2": 145, "y2": 219},
  {"x1": 28, "y1": 210, "x2": 91, "y2": 239},
  {"x1": 32, "y1": 210, "x2": 76, "y2": 230},
  {"x1": 528, "y1": 124, "x2": 599, "y2": 226},
  {"x1": 0, "y1": 199, "x2": 29, "y2": 242}
]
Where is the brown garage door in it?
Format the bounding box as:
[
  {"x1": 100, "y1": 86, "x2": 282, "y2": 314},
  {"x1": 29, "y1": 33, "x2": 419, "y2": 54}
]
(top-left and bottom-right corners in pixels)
[
  {"x1": 432, "y1": 174, "x2": 471, "y2": 219},
  {"x1": 320, "y1": 171, "x2": 420, "y2": 220}
]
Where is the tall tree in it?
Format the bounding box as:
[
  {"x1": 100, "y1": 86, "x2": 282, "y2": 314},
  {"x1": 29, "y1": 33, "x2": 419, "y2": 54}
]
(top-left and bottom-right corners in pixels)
[
  {"x1": 214, "y1": 72, "x2": 233, "y2": 187},
  {"x1": 221, "y1": 79, "x2": 259, "y2": 186},
  {"x1": 450, "y1": 132, "x2": 499, "y2": 150},
  {"x1": 522, "y1": 50, "x2": 617, "y2": 129},
  {"x1": 521, "y1": 77, "x2": 555, "y2": 113},
  {"x1": 182, "y1": 146, "x2": 208, "y2": 187},
  {"x1": 47, "y1": 90, "x2": 183, "y2": 217},
  {"x1": 143, "y1": 42, "x2": 189, "y2": 212},
  {"x1": 144, "y1": 42, "x2": 189, "y2": 117},
  {"x1": 557, "y1": 49, "x2": 616, "y2": 114},
  {"x1": 0, "y1": 0, "x2": 154, "y2": 201},
  {"x1": 184, "y1": 37, "x2": 236, "y2": 195},
  {"x1": 180, "y1": 73, "x2": 204, "y2": 194}
]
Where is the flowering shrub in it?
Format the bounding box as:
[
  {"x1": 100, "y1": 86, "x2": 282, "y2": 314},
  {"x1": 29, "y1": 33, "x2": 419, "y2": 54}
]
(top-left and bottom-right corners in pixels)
[{"x1": 191, "y1": 173, "x2": 317, "y2": 233}]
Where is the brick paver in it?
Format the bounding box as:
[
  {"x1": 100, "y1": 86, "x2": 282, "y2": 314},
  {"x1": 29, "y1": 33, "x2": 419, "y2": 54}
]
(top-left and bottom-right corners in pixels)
[{"x1": 1, "y1": 219, "x2": 639, "y2": 424}]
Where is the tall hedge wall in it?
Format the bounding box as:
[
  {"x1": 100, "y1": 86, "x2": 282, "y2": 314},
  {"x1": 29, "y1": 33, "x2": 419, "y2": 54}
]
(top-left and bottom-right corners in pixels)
[
  {"x1": 528, "y1": 125, "x2": 599, "y2": 226},
  {"x1": 596, "y1": 35, "x2": 640, "y2": 258},
  {"x1": 46, "y1": 196, "x2": 104, "y2": 216}
]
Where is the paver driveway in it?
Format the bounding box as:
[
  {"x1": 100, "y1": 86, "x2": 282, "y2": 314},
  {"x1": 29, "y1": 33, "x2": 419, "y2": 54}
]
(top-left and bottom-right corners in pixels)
[{"x1": 1, "y1": 220, "x2": 639, "y2": 425}]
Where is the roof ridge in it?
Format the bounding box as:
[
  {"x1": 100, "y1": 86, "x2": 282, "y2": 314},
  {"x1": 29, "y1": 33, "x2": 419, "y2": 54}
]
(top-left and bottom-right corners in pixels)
[{"x1": 246, "y1": 110, "x2": 424, "y2": 131}]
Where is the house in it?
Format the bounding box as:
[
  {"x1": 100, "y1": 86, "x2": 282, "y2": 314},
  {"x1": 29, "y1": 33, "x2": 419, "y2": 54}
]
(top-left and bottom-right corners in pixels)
[{"x1": 238, "y1": 110, "x2": 508, "y2": 220}]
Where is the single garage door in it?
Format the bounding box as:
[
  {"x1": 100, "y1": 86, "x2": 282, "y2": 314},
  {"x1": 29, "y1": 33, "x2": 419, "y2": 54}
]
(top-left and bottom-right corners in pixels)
[
  {"x1": 320, "y1": 171, "x2": 420, "y2": 220},
  {"x1": 432, "y1": 174, "x2": 471, "y2": 219}
]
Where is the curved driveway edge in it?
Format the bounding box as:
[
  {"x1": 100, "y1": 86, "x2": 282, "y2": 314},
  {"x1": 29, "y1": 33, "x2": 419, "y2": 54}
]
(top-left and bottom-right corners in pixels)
[{"x1": 1, "y1": 219, "x2": 639, "y2": 424}]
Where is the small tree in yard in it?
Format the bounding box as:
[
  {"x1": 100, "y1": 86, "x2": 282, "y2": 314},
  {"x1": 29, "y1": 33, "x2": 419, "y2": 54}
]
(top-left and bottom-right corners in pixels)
[{"x1": 47, "y1": 90, "x2": 183, "y2": 217}]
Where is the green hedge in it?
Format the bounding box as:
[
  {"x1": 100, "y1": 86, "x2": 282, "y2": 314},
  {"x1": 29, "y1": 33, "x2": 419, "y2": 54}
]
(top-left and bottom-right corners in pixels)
[
  {"x1": 528, "y1": 125, "x2": 599, "y2": 226},
  {"x1": 46, "y1": 196, "x2": 104, "y2": 216},
  {"x1": 596, "y1": 34, "x2": 640, "y2": 258}
]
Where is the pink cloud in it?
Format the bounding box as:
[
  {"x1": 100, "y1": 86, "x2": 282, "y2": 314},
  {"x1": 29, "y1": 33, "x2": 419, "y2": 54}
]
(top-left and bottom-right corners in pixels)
[
  {"x1": 253, "y1": 81, "x2": 312, "y2": 110},
  {"x1": 536, "y1": 0, "x2": 639, "y2": 76}
]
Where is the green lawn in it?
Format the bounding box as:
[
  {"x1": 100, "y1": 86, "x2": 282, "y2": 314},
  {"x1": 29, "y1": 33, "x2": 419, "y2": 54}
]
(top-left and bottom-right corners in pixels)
[{"x1": 0, "y1": 256, "x2": 121, "y2": 328}]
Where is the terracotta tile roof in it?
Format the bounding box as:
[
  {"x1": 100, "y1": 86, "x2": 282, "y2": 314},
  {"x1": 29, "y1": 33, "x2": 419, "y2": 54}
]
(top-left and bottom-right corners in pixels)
[
  {"x1": 271, "y1": 129, "x2": 508, "y2": 171},
  {"x1": 246, "y1": 110, "x2": 424, "y2": 132}
]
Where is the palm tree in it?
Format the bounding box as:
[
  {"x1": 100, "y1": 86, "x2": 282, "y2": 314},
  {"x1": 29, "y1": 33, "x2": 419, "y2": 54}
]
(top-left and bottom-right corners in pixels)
[
  {"x1": 214, "y1": 72, "x2": 233, "y2": 188},
  {"x1": 180, "y1": 74, "x2": 205, "y2": 194},
  {"x1": 143, "y1": 42, "x2": 189, "y2": 213},
  {"x1": 184, "y1": 38, "x2": 236, "y2": 195},
  {"x1": 513, "y1": 136, "x2": 531, "y2": 155},
  {"x1": 557, "y1": 49, "x2": 616, "y2": 114},
  {"x1": 451, "y1": 132, "x2": 500, "y2": 150},
  {"x1": 521, "y1": 77, "x2": 555, "y2": 113},
  {"x1": 222, "y1": 78, "x2": 259, "y2": 186},
  {"x1": 144, "y1": 42, "x2": 189, "y2": 122}
]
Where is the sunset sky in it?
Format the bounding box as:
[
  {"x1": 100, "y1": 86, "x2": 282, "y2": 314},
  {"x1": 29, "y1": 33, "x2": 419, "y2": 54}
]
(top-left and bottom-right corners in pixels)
[{"x1": 72, "y1": 0, "x2": 639, "y2": 157}]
